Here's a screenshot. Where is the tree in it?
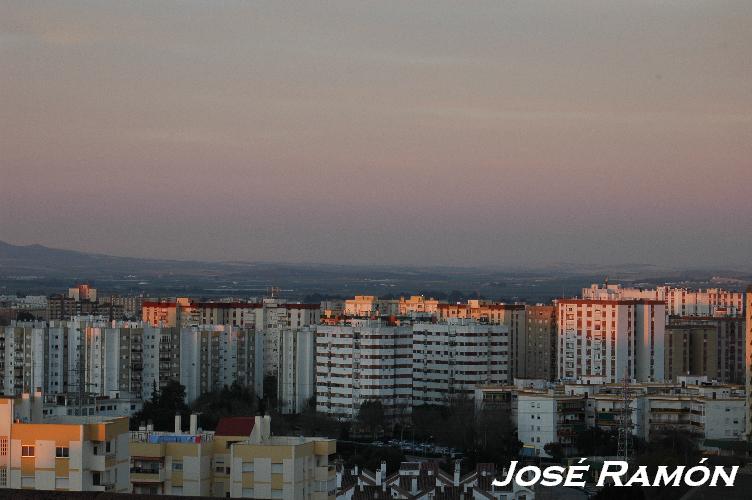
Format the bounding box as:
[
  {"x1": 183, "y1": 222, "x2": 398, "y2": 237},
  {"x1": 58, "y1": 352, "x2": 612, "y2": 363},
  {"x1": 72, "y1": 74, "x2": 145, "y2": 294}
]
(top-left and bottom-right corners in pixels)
[
  {"x1": 543, "y1": 442, "x2": 565, "y2": 461},
  {"x1": 575, "y1": 427, "x2": 618, "y2": 456},
  {"x1": 358, "y1": 400, "x2": 385, "y2": 439},
  {"x1": 132, "y1": 379, "x2": 188, "y2": 431},
  {"x1": 189, "y1": 382, "x2": 258, "y2": 430}
]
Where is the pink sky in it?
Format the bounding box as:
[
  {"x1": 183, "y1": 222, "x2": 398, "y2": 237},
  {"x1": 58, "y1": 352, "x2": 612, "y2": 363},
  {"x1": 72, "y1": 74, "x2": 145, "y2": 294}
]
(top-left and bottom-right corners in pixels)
[{"x1": 1, "y1": 1, "x2": 750, "y2": 267}]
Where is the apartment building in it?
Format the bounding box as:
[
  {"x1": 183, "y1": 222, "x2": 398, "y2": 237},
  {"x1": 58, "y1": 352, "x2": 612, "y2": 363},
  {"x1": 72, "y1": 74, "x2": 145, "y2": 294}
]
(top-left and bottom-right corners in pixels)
[
  {"x1": 180, "y1": 325, "x2": 264, "y2": 404},
  {"x1": 47, "y1": 295, "x2": 77, "y2": 321},
  {"x1": 582, "y1": 284, "x2": 744, "y2": 318},
  {"x1": 516, "y1": 392, "x2": 586, "y2": 457},
  {"x1": 1, "y1": 319, "x2": 264, "y2": 406},
  {"x1": 343, "y1": 296, "x2": 401, "y2": 317},
  {"x1": 412, "y1": 321, "x2": 510, "y2": 405},
  {"x1": 633, "y1": 386, "x2": 746, "y2": 442},
  {"x1": 0, "y1": 397, "x2": 130, "y2": 492},
  {"x1": 338, "y1": 461, "x2": 534, "y2": 500},
  {"x1": 746, "y1": 287, "x2": 752, "y2": 439},
  {"x1": 143, "y1": 298, "x2": 319, "y2": 376},
  {"x1": 98, "y1": 294, "x2": 143, "y2": 320},
  {"x1": 229, "y1": 418, "x2": 336, "y2": 500},
  {"x1": 665, "y1": 316, "x2": 746, "y2": 384},
  {"x1": 436, "y1": 302, "x2": 526, "y2": 378},
  {"x1": 68, "y1": 285, "x2": 97, "y2": 302},
  {"x1": 556, "y1": 299, "x2": 666, "y2": 383},
  {"x1": 315, "y1": 321, "x2": 412, "y2": 420},
  {"x1": 14, "y1": 391, "x2": 142, "y2": 421},
  {"x1": 277, "y1": 326, "x2": 316, "y2": 414},
  {"x1": 521, "y1": 305, "x2": 556, "y2": 380},
  {"x1": 129, "y1": 415, "x2": 336, "y2": 499},
  {"x1": 398, "y1": 296, "x2": 440, "y2": 316},
  {"x1": 515, "y1": 379, "x2": 745, "y2": 456},
  {"x1": 142, "y1": 298, "x2": 195, "y2": 328}
]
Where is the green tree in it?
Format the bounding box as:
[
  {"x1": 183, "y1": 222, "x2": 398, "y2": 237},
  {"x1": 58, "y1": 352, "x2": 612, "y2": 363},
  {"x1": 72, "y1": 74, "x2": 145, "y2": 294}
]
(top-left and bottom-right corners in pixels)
[
  {"x1": 132, "y1": 379, "x2": 188, "y2": 431},
  {"x1": 543, "y1": 442, "x2": 565, "y2": 461},
  {"x1": 189, "y1": 382, "x2": 258, "y2": 430},
  {"x1": 358, "y1": 400, "x2": 385, "y2": 439}
]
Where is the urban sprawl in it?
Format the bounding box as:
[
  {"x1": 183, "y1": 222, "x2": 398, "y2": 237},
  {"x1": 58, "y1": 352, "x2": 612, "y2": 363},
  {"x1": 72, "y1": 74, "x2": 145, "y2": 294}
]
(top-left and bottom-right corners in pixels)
[{"x1": 0, "y1": 283, "x2": 751, "y2": 499}]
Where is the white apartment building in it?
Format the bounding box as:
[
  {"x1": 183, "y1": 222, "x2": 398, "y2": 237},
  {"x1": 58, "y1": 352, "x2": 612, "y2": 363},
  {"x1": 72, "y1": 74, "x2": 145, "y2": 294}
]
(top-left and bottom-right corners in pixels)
[
  {"x1": 1, "y1": 319, "x2": 264, "y2": 406},
  {"x1": 278, "y1": 326, "x2": 316, "y2": 414},
  {"x1": 516, "y1": 392, "x2": 586, "y2": 457},
  {"x1": 412, "y1": 321, "x2": 510, "y2": 405},
  {"x1": 557, "y1": 299, "x2": 665, "y2": 383},
  {"x1": 315, "y1": 321, "x2": 412, "y2": 420},
  {"x1": 582, "y1": 284, "x2": 744, "y2": 318},
  {"x1": 516, "y1": 379, "x2": 746, "y2": 457},
  {"x1": 180, "y1": 325, "x2": 264, "y2": 404},
  {"x1": 190, "y1": 299, "x2": 320, "y2": 375}
]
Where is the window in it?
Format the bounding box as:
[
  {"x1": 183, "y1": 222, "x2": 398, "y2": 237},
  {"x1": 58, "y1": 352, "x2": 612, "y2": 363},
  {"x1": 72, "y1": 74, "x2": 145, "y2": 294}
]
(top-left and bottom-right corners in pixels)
[
  {"x1": 56, "y1": 447, "x2": 69, "y2": 458},
  {"x1": 271, "y1": 463, "x2": 283, "y2": 474},
  {"x1": 21, "y1": 445, "x2": 35, "y2": 457},
  {"x1": 173, "y1": 461, "x2": 183, "y2": 471},
  {"x1": 242, "y1": 462, "x2": 254, "y2": 473}
]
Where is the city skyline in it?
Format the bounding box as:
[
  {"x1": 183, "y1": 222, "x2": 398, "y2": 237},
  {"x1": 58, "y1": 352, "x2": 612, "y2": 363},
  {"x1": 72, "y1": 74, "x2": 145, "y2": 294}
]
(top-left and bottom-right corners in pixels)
[{"x1": 2, "y1": 1, "x2": 751, "y2": 268}]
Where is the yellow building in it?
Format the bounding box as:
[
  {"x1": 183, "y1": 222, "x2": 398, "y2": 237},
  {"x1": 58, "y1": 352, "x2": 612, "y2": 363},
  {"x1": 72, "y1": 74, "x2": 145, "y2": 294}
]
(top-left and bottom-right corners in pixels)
[
  {"x1": 129, "y1": 414, "x2": 336, "y2": 499},
  {"x1": 0, "y1": 397, "x2": 130, "y2": 492}
]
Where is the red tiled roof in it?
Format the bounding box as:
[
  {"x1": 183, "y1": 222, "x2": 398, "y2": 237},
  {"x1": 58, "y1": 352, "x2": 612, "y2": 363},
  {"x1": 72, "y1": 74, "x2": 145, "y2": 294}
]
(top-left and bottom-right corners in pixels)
[{"x1": 215, "y1": 417, "x2": 254, "y2": 437}]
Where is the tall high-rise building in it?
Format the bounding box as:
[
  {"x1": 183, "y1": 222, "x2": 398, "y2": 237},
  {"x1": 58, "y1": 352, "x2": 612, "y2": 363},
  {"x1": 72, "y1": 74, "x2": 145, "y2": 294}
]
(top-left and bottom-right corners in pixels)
[
  {"x1": 521, "y1": 305, "x2": 557, "y2": 380},
  {"x1": 315, "y1": 321, "x2": 412, "y2": 420},
  {"x1": 556, "y1": 299, "x2": 666, "y2": 383},
  {"x1": 68, "y1": 284, "x2": 97, "y2": 303},
  {"x1": 143, "y1": 298, "x2": 319, "y2": 376},
  {"x1": 0, "y1": 320, "x2": 264, "y2": 405},
  {"x1": 582, "y1": 284, "x2": 744, "y2": 318},
  {"x1": 411, "y1": 321, "x2": 510, "y2": 405},
  {"x1": 277, "y1": 326, "x2": 316, "y2": 414},
  {"x1": 745, "y1": 286, "x2": 752, "y2": 439},
  {"x1": 664, "y1": 316, "x2": 746, "y2": 384}
]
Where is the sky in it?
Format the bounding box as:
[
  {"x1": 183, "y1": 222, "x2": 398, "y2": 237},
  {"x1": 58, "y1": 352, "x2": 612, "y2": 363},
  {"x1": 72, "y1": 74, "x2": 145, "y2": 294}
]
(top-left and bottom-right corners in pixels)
[{"x1": 1, "y1": 1, "x2": 751, "y2": 268}]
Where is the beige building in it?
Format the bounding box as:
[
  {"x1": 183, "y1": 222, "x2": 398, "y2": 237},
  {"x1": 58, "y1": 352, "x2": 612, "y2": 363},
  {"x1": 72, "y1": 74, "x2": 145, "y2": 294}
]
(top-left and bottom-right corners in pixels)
[
  {"x1": 0, "y1": 396, "x2": 130, "y2": 492},
  {"x1": 665, "y1": 316, "x2": 746, "y2": 384},
  {"x1": 521, "y1": 305, "x2": 556, "y2": 380},
  {"x1": 129, "y1": 415, "x2": 336, "y2": 499}
]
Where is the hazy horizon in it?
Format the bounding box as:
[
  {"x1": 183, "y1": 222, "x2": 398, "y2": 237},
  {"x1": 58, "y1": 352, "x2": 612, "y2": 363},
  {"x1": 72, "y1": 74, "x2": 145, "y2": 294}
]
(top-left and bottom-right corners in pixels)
[{"x1": 2, "y1": 1, "x2": 751, "y2": 268}]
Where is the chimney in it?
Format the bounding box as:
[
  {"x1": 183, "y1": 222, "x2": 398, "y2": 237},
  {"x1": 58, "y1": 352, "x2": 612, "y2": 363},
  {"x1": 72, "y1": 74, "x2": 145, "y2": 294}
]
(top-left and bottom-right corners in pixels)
[
  {"x1": 174, "y1": 414, "x2": 182, "y2": 434},
  {"x1": 262, "y1": 415, "x2": 271, "y2": 440},
  {"x1": 189, "y1": 414, "x2": 197, "y2": 434},
  {"x1": 377, "y1": 461, "x2": 386, "y2": 488},
  {"x1": 454, "y1": 460, "x2": 461, "y2": 486}
]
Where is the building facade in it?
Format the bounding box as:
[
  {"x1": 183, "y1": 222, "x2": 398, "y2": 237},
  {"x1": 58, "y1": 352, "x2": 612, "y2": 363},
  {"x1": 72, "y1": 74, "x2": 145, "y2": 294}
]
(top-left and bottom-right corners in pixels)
[
  {"x1": 0, "y1": 397, "x2": 130, "y2": 492},
  {"x1": 556, "y1": 299, "x2": 666, "y2": 383},
  {"x1": 665, "y1": 316, "x2": 746, "y2": 384},
  {"x1": 411, "y1": 321, "x2": 510, "y2": 405},
  {"x1": 315, "y1": 321, "x2": 412, "y2": 420}
]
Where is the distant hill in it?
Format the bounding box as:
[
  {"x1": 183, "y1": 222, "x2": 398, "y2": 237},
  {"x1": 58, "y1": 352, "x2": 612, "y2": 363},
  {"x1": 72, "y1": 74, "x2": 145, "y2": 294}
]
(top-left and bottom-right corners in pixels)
[{"x1": 0, "y1": 240, "x2": 748, "y2": 300}]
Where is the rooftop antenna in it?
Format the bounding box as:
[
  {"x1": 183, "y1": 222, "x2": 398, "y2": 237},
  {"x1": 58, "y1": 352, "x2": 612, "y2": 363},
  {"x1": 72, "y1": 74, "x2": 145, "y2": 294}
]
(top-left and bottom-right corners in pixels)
[{"x1": 616, "y1": 369, "x2": 632, "y2": 463}]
